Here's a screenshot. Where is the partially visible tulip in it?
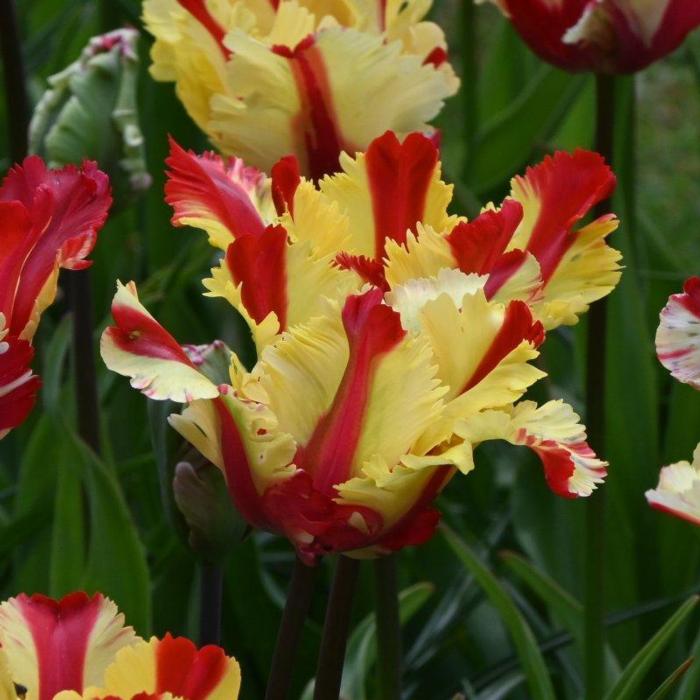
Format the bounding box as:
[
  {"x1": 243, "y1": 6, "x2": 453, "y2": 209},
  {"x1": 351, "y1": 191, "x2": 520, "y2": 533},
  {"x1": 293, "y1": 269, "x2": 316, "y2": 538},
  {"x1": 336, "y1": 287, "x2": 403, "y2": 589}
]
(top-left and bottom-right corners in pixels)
[
  {"x1": 480, "y1": 0, "x2": 700, "y2": 74},
  {"x1": 646, "y1": 445, "x2": 700, "y2": 526},
  {"x1": 0, "y1": 157, "x2": 111, "y2": 437},
  {"x1": 29, "y1": 28, "x2": 150, "y2": 208},
  {"x1": 0, "y1": 591, "x2": 241, "y2": 700},
  {"x1": 143, "y1": 0, "x2": 459, "y2": 178},
  {"x1": 656, "y1": 276, "x2": 700, "y2": 389},
  {"x1": 650, "y1": 277, "x2": 700, "y2": 525}
]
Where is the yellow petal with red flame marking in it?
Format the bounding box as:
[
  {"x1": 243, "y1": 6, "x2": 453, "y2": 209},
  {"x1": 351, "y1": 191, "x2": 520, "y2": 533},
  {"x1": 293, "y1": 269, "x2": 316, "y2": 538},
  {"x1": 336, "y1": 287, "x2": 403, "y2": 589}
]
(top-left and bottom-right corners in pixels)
[
  {"x1": 209, "y1": 29, "x2": 455, "y2": 177},
  {"x1": 253, "y1": 291, "x2": 444, "y2": 483},
  {"x1": 646, "y1": 443, "x2": 700, "y2": 526},
  {"x1": 387, "y1": 274, "x2": 544, "y2": 409},
  {"x1": 94, "y1": 634, "x2": 240, "y2": 700},
  {"x1": 455, "y1": 400, "x2": 607, "y2": 497},
  {"x1": 320, "y1": 132, "x2": 454, "y2": 260},
  {"x1": 204, "y1": 232, "x2": 359, "y2": 351},
  {"x1": 0, "y1": 593, "x2": 138, "y2": 700},
  {"x1": 508, "y1": 150, "x2": 621, "y2": 328},
  {"x1": 54, "y1": 693, "x2": 182, "y2": 700},
  {"x1": 169, "y1": 391, "x2": 297, "y2": 496},
  {"x1": 100, "y1": 282, "x2": 219, "y2": 402}
]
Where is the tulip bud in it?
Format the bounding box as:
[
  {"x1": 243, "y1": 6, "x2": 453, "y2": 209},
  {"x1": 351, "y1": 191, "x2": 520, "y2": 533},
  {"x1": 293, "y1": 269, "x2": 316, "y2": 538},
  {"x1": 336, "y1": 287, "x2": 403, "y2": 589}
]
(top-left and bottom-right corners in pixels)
[
  {"x1": 29, "y1": 28, "x2": 151, "y2": 209},
  {"x1": 173, "y1": 461, "x2": 248, "y2": 564}
]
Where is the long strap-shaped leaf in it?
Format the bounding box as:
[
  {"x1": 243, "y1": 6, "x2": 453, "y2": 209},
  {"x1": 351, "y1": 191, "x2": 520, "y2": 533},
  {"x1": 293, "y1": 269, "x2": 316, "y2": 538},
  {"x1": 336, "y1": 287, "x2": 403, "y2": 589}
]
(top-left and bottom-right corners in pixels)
[
  {"x1": 604, "y1": 595, "x2": 698, "y2": 700},
  {"x1": 441, "y1": 525, "x2": 556, "y2": 700}
]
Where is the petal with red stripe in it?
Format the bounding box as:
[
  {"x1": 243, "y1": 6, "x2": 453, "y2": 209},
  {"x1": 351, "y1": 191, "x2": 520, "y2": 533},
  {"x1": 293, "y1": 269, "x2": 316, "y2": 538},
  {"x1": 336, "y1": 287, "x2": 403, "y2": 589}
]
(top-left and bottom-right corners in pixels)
[
  {"x1": 508, "y1": 149, "x2": 621, "y2": 328},
  {"x1": 100, "y1": 282, "x2": 219, "y2": 402},
  {"x1": 165, "y1": 138, "x2": 274, "y2": 249},
  {"x1": 98, "y1": 634, "x2": 240, "y2": 700},
  {"x1": 204, "y1": 227, "x2": 358, "y2": 350},
  {"x1": 0, "y1": 157, "x2": 111, "y2": 340},
  {"x1": 656, "y1": 277, "x2": 700, "y2": 389},
  {"x1": 320, "y1": 131, "x2": 454, "y2": 260},
  {"x1": 0, "y1": 592, "x2": 138, "y2": 700},
  {"x1": 456, "y1": 400, "x2": 608, "y2": 498},
  {"x1": 209, "y1": 29, "x2": 457, "y2": 176}
]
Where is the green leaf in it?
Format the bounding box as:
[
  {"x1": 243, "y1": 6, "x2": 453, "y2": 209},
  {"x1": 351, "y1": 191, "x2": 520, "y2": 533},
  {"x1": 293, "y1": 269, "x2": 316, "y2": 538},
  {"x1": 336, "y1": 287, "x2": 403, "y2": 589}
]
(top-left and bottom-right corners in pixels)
[
  {"x1": 49, "y1": 439, "x2": 86, "y2": 596},
  {"x1": 604, "y1": 596, "x2": 698, "y2": 700},
  {"x1": 468, "y1": 67, "x2": 587, "y2": 194},
  {"x1": 647, "y1": 658, "x2": 693, "y2": 700},
  {"x1": 65, "y1": 429, "x2": 152, "y2": 634},
  {"x1": 442, "y1": 525, "x2": 556, "y2": 700}
]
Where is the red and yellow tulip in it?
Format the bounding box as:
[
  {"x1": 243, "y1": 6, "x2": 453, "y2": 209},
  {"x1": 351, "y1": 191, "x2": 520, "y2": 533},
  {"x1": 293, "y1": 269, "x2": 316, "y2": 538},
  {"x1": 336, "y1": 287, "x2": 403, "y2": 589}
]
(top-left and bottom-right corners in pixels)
[
  {"x1": 480, "y1": 0, "x2": 700, "y2": 74},
  {"x1": 648, "y1": 277, "x2": 700, "y2": 525},
  {"x1": 102, "y1": 131, "x2": 617, "y2": 562},
  {"x1": 0, "y1": 592, "x2": 240, "y2": 700},
  {"x1": 142, "y1": 0, "x2": 459, "y2": 178},
  {"x1": 0, "y1": 157, "x2": 111, "y2": 438}
]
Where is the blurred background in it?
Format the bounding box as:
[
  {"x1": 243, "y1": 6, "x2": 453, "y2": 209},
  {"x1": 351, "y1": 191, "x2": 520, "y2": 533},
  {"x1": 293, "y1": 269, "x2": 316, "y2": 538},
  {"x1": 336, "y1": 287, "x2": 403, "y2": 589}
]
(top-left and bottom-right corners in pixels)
[{"x1": 2, "y1": 1, "x2": 700, "y2": 697}]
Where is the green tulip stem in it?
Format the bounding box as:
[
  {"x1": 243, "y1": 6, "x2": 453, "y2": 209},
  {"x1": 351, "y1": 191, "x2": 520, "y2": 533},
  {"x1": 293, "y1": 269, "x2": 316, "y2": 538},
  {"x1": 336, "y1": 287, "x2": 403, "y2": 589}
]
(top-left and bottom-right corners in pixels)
[
  {"x1": 313, "y1": 555, "x2": 361, "y2": 700},
  {"x1": 68, "y1": 269, "x2": 102, "y2": 455},
  {"x1": 461, "y1": 0, "x2": 478, "y2": 181},
  {"x1": 0, "y1": 0, "x2": 30, "y2": 161},
  {"x1": 199, "y1": 562, "x2": 224, "y2": 646},
  {"x1": 265, "y1": 557, "x2": 319, "y2": 700},
  {"x1": 374, "y1": 555, "x2": 402, "y2": 700},
  {"x1": 584, "y1": 71, "x2": 617, "y2": 700}
]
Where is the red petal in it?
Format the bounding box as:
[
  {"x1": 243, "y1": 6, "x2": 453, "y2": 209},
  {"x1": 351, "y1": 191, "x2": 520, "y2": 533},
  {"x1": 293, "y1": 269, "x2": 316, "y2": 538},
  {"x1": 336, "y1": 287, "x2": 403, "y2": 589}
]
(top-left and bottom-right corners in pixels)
[
  {"x1": 165, "y1": 137, "x2": 266, "y2": 241},
  {"x1": 0, "y1": 335, "x2": 40, "y2": 435},
  {"x1": 0, "y1": 157, "x2": 111, "y2": 336},
  {"x1": 271, "y1": 155, "x2": 301, "y2": 217}
]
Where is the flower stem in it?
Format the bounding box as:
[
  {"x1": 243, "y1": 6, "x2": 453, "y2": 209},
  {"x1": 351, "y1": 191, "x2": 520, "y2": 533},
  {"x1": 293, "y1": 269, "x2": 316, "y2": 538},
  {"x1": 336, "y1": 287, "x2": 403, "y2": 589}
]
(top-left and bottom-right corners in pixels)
[
  {"x1": 584, "y1": 71, "x2": 616, "y2": 700},
  {"x1": 313, "y1": 556, "x2": 360, "y2": 700},
  {"x1": 265, "y1": 557, "x2": 318, "y2": 700},
  {"x1": 198, "y1": 562, "x2": 224, "y2": 646},
  {"x1": 0, "y1": 0, "x2": 30, "y2": 161},
  {"x1": 374, "y1": 555, "x2": 401, "y2": 700},
  {"x1": 68, "y1": 270, "x2": 102, "y2": 454}
]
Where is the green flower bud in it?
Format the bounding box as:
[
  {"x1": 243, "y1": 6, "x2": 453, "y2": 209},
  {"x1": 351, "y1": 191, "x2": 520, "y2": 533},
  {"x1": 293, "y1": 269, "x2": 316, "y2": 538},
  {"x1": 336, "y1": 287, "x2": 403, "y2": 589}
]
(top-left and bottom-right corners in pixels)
[
  {"x1": 173, "y1": 461, "x2": 248, "y2": 564},
  {"x1": 29, "y1": 28, "x2": 150, "y2": 208}
]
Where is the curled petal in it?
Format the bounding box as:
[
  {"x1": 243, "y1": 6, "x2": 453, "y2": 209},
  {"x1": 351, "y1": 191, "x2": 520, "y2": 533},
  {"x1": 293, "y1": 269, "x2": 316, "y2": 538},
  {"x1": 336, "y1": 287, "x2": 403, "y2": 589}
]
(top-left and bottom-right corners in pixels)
[
  {"x1": 646, "y1": 444, "x2": 700, "y2": 526},
  {"x1": 656, "y1": 277, "x2": 700, "y2": 389},
  {"x1": 0, "y1": 592, "x2": 138, "y2": 700},
  {"x1": 100, "y1": 281, "x2": 219, "y2": 402},
  {"x1": 165, "y1": 137, "x2": 273, "y2": 248},
  {"x1": 0, "y1": 157, "x2": 111, "y2": 339},
  {"x1": 456, "y1": 400, "x2": 607, "y2": 497}
]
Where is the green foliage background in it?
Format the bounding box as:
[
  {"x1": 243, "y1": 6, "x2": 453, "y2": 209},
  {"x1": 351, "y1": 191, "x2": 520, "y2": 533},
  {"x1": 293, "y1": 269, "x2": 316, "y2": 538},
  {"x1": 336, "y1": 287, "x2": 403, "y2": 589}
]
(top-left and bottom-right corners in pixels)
[{"x1": 2, "y1": 1, "x2": 700, "y2": 698}]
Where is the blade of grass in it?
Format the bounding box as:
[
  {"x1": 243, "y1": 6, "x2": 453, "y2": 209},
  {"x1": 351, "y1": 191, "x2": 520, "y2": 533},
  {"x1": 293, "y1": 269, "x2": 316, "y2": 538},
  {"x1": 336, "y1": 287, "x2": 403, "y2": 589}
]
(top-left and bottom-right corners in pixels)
[{"x1": 441, "y1": 524, "x2": 556, "y2": 700}]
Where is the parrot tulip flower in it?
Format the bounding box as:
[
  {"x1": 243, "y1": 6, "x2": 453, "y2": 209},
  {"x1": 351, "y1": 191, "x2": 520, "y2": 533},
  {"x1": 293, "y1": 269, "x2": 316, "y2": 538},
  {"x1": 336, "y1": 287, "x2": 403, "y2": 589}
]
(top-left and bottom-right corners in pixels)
[
  {"x1": 481, "y1": 0, "x2": 700, "y2": 74},
  {"x1": 142, "y1": 0, "x2": 459, "y2": 178},
  {"x1": 102, "y1": 132, "x2": 615, "y2": 562},
  {"x1": 0, "y1": 156, "x2": 111, "y2": 437},
  {"x1": 649, "y1": 277, "x2": 700, "y2": 525},
  {"x1": 0, "y1": 591, "x2": 241, "y2": 700}
]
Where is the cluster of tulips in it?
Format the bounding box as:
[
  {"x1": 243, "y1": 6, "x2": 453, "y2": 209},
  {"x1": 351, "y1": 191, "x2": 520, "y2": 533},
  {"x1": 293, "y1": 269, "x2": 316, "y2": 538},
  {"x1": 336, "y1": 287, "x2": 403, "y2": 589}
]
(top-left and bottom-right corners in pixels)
[{"x1": 2, "y1": 0, "x2": 700, "y2": 698}]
